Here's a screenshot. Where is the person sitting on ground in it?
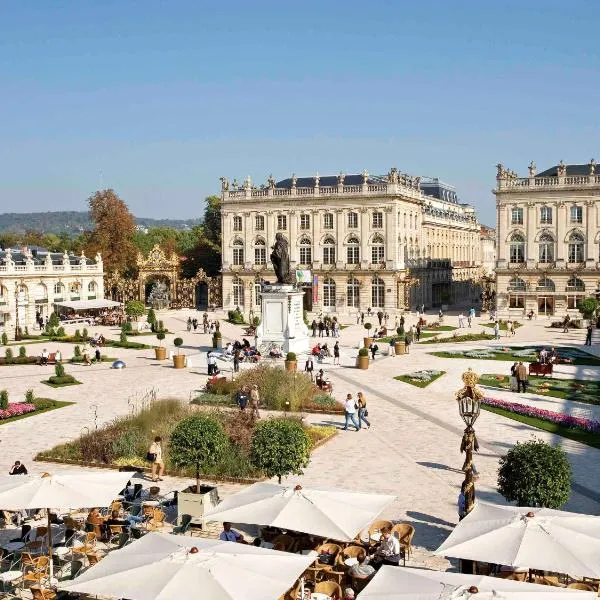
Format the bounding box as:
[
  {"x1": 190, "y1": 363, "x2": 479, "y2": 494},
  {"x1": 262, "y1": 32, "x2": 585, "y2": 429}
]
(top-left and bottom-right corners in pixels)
[
  {"x1": 224, "y1": 342, "x2": 234, "y2": 356},
  {"x1": 242, "y1": 338, "x2": 250, "y2": 348},
  {"x1": 40, "y1": 348, "x2": 49, "y2": 365},
  {"x1": 219, "y1": 522, "x2": 245, "y2": 543},
  {"x1": 369, "y1": 526, "x2": 402, "y2": 569},
  {"x1": 348, "y1": 553, "x2": 376, "y2": 580},
  {"x1": 9, "y1": 460, "x2": 27, "y2": 475}
]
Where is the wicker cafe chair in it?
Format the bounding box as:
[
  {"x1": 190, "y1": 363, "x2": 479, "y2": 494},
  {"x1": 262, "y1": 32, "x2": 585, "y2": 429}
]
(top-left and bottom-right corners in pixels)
[
  {"x1": 21, "y1": 555, "x2": 50, "y2": 587},
  {"x1": 391, "y1": 523, "x2": 415, "y2": 559},
  {"x1": 272, "y1": 534, "x2": 297, "y2": 553},
  {"x1": 314, "y1": 580, "x2": 343, "y2": 598},
  {"x1": 30, "y1": 588, "x2": 57, "y2": 600},
  {"x1": 71, "y1": 532, "x2": 97, "y2": 555},
  {"x1": 367, "y1": 520, "x2": 393, "y2": 547},
  {"x1": 567, "y1": 582, "x2": 595, "y2": 591}
]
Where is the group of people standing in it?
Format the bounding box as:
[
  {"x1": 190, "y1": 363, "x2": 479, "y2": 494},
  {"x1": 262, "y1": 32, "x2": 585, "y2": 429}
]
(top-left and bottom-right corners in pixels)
[{"x1": 342, "y1": 392, "x2": 370, "y2": 431}]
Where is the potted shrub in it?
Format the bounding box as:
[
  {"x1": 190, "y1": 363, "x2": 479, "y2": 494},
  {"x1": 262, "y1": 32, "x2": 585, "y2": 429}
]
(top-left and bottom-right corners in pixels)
[
  {"x1": 363, "y1": 322, "x2": 373, "y2": 348},
  {"x1": 155, "y1": 332, "x2": 167, "y2": 360},
  {"x1": 173, "y1": 337, "x2": 185, "y2": 369},
  {"x1": 169, "y1": 415, "x2": 226, "y2": 524},
  {"x1": 357, "y1": 347, "x2": 370, "y2": 369},
  {"x1": 394, "y1": 326, "x2": 406, "y2": 355},
  {"x1": 284, "y1": 352, "x2": 297, "y2": 372},
  {"x1": 212, "y1": 330, "x2": 223, "y2": 349}
]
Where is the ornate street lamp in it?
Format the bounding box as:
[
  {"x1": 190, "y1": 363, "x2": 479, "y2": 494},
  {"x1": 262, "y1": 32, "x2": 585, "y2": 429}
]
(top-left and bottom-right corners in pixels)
[{"x1": 456, "y1": 368, "x2": 483, "y2": 516}]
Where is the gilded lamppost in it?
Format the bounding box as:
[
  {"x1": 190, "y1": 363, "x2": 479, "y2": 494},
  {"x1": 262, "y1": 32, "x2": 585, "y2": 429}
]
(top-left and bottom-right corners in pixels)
[{"x1": 456, "y1": 368, "x2": 483, "y2": 516}]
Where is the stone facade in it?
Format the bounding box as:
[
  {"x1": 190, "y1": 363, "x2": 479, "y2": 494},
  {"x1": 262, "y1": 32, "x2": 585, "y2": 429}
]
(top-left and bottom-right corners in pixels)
[
  {"x1": 494, "y1": 160, "x2": 600, "y2": 318},
  {"x1": 219, "y1": 170, "x2": 481, "y2": 316},
  {"x1": 480, "y1": 225, "x2": 497, "y2": 275},
  {"x1": 0, "y1": 247, "x2": 104, "y2": 337}
]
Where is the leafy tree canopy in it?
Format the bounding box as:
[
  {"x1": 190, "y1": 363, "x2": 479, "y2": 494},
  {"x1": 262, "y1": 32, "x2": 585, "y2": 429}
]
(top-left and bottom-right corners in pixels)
[
  {"x1": 251, "y1": 419, "x2": 311, "y2": 483},
  {"x1": 497, "y1": 438, "x2": 572, "y2": 508}
]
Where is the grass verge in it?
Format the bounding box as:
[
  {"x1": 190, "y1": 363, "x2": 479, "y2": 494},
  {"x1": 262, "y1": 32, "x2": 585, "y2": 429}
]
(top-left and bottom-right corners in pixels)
[
  {"x1": 481, "y1": 404, "x2": 600, "y2": 450},
  {"x1": 41, "y1": 379, "x2": 82, "y2": 388}
]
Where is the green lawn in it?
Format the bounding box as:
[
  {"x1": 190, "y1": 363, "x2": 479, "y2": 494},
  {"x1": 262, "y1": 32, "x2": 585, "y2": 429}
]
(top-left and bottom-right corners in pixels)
[
  {"x1": 394, "y1": 371, "x2": 446, "y2": 388},
  {"x1": 429, "y1": 345, "x2": 600, "y2": 366},
  {"x1": 0, "y1": 399, "x2": 74, "y2": 425},
  {"x1": 481, "y1": 404, "x2": 600, "y2": 450},
  {"x1": 41, "y1": 379, "x2": 82, "y2": 388},
  {"x1": 428, "y1": 326, "x2": 458, "y2": 332},
  {"x1": 479, "y1": 374, "x2": 600, "y2": 406}
]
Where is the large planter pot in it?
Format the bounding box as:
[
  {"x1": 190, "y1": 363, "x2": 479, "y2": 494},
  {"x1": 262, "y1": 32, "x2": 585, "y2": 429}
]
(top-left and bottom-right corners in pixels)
[
  {"x1": 357, "y1": 355, "x2": 370, "y2": 370},
  {"x1": 363, "y1": 337, "x2": 373, "y2": 348},
  {"x1": 284, "y1": 360, "x2": 297, "y2": 372},
  {"x1": 173, "y1": 354, "x2": 186, "y2": 369},
  {"x1": 177, "y1": 484, "x2": 219, "y2": 526},
  {"x1": 394, "y1": 342, "x2": 406, "y2": 355},
  {"x1": 154, "y1": 347, "x2": 167, "y2": 361},
  {"x1": 213, "y1": 337, "x2": 222, "y2": 349}
]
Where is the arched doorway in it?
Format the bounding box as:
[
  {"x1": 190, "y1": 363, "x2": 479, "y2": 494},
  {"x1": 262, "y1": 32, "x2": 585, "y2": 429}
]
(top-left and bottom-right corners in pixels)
[{"x1": 196, "y1": 282, "x2": 209, "y2": 309}]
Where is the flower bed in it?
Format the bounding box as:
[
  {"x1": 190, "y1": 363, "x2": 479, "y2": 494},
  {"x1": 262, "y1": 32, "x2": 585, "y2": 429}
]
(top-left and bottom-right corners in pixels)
[
  {"x1": 394, "y1": 370, "x2": 445, "y2": 388},
  {"x1": 482, "y1": 396, "x2": 600, "y2": 434},
  {"x1": 0, "y1": 402, "x2": 36, "y2": 420}
]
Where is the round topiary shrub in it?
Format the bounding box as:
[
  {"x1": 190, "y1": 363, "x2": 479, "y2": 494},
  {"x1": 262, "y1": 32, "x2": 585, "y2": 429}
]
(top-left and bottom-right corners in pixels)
[
  {"x1": 18, "y1": 346, "x2": 27, "y2": 358},
  {"x1": 173, "y1": 337, "x2": 183, "y2": 355},
  {"x1": 364, "y1": 322, "x2": 372, "y2": 332},
  {"x1": 498, "y1": 438, "x2": 572, "y2": 508},
  {"x1": 285, "y1": 352, "x2": 297, "y2": 362},
  {"x1": 358, "y1": 347, "x2": 369, "y2": 357},
  {"x1": 156, "y1": 331, "x2": 166, "y2": 346},
  {"x1": 169, "y1": 415, "x2": 228, "y2": 493},
  {"x1": 251, "y1": 418, "x2": 311, "y2": 483}
]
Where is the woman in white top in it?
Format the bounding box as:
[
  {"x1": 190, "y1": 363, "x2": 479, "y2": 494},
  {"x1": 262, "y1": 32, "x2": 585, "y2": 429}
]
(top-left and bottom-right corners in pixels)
[{"x1": 149, "y1": 436, "x2": 164, "y2": 482}]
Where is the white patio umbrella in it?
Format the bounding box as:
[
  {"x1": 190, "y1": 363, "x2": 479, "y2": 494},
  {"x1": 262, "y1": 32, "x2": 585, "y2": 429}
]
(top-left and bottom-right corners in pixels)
[
  {"x1": 203, "y1": 481, "x2": 396, "y2": 542},
  {"x1": 0, "y1": 471, "x2": 132, "y2": 578},
  {"x1": 357, "y1": 566, "x2": 598, "y2": 599},
  {"x1": 435, "y1": 503, "x2": 600, "y2": 579},
  {"x1": 60, "y1": 531, "x2": 317, "y2": 600}
]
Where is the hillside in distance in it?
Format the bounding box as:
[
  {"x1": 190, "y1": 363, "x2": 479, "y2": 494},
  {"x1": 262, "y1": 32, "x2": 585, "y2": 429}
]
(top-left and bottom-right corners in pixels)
[{"x1": 0, "y1": 211, "x2": 202, "y2": 234}]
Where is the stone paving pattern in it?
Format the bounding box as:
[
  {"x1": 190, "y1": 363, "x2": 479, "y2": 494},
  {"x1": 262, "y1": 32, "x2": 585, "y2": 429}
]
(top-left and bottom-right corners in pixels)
[{"x1": 1, "y1": 310, "x2": 598, "y2": 570}]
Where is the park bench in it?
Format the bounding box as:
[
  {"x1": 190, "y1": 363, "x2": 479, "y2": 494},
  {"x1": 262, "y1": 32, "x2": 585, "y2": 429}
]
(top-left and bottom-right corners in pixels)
[{"x1": 528, "y1": 362, "x2": 553, "y2": 377}]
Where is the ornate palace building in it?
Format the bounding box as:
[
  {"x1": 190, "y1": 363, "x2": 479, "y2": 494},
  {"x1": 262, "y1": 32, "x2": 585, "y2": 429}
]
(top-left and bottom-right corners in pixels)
[
  {"x1": 0, "y1": 247, "x2": 105, "y2": 336},
  {"x1": 220, "y1": 169, "x2": 481, "y2": 315},
  {"x1": 495, "y1": 160, "x2": 600, "y2": 318}
]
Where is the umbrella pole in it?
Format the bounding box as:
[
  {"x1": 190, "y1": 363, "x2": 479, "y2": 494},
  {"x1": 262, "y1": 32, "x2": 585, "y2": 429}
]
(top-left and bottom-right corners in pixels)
[
  {"x1": 300, "y1": 577, "x2": 304, "y2": 599},
  {"x1": 47, "y1": 509, "x2": 54, "y2": 583}
]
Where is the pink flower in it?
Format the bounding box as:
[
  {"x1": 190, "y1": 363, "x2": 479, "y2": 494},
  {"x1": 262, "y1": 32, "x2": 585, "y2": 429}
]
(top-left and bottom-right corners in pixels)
[
  {"x1": 0, "y1": 402, "x2": 36, "y2": 420},
  {"x1": 483, "y1": 396, "x2": 600, "y2": 434}
]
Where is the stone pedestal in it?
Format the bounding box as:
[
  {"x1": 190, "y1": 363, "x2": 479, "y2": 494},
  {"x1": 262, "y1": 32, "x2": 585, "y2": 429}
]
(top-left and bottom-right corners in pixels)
[{"x1": 256, "y1": 285, "x2": 309, "y2": 355}]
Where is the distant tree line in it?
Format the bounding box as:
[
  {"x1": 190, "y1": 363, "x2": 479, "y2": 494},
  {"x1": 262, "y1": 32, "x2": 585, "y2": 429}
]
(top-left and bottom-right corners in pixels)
[{"x1": 0, "y1": 191, "x2": 221, "y2": 278}]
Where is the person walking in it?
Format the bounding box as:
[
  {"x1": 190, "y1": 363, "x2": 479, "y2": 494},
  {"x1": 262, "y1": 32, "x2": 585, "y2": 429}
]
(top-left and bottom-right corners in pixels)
[
  {"x1": 516, "y1": 361, "x2": 528, "y2": 393},
  {"x1": 236, "y1": 386, "x2": 249, "y2": 411},
  {"x1": 415, "y1": 323, "x2": 421, "y2": 342},
  {"x1": 148, "y1": 436, "x2": 164, "y2": 482},
  {"x1": 404, "y1": 331, "x2": 412, "y2": 354},
  {"x1": 360, "y1": 312, "x2": 365, "y2": 325},
  {"x1": 369, "y1": 342, "x2": 378, "y2": 360},
  {"x1": 250, "y1": 385, "x2": 260, "y2": 419},
  {"x1": 304, "y1": 356, "x2": 314, "y2": 381},
  {"x1": 509, "y1": 320, "x2": 516, "y2": 337},
  {"x1": 357, "y1": 392, "x2": 370, "y2": 429},
  {"x1": 318, "y1": 320, "x2": 324, "y2": 338},
  {"x1": 389, "y1": 337, "x2": 395, "y2": 356},
  {"x1": 493, "y1": 321, "x2": 500, "y2": 340},
  {"x1": 342, "y1": 394, "x2": 360, "y2": 431},
  {"x1": 333, "y1": 341, "x2": 340, "y2": 365},
  {"x1": 233, "y1": 349, "x2": 241, "y2": 373},
  {"x1": 187, "y1": 317, "x2": 192, "y2": 332},
  {"x1": 311, "y1": 319, "x2": 317, "y2": 337},
  {"x1": 585, "y1": 324, "x2": 593, "y2": 346}
]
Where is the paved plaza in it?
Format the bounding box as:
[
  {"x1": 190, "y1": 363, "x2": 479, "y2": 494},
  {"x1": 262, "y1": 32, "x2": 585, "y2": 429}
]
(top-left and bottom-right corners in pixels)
[{"x1": 1, "y1": 309, "x2": 599, "y2": 570}]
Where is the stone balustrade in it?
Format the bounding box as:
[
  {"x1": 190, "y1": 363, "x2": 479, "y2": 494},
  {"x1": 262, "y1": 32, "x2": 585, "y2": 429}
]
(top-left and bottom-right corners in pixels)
[
  {"x1": 497, "y1": 174, "x2": 600, "y2": 191},
  {"x1": 0, "y1": 262, "x2": 101, "y2": 274}
]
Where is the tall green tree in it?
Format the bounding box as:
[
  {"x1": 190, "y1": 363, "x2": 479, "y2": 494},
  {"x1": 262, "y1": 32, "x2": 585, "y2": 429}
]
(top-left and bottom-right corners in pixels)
[
  {"x1": 202, "y1": 196, "x2": 222, "y2": 245},
  {"x1": 85, "y1": 189, "x2": 137, "y2": 274}
]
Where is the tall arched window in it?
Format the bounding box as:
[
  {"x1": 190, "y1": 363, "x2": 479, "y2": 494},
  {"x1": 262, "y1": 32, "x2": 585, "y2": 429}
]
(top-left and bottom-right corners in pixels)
[
  {"x1": 566, "y1": 275, "x2": 585, "y2": 309},
  {"x1": 323, "y1": 278, "x2": 336, "y2": 309},
  {"x1": 347, "y1": 236, "x2": 360, "y2": 264},
  {"x1": 371, "y1": 234, "x2": 385, "y2": 264},
  {"x1": 54, "y1": 282, "x2": 64, "y2": 297},
  {"x1": 509, "y1": 233, "x2": 525, "y2": 263},
  {"x1": 347, "y1": 277, "x2": 359, "y2": 308},
  {"x1": 232, "y1": 277, "x2": 244, "y2": 307},
  {"x1": 323, "y1": 236, "x2": 336, "y2": 265},
  {"x1": 87, "y1": 281, "x2": 97, "y2": 298},
  {"x1": 568, "y1": 232, "x2": 585, "y2": 263},
  {"x1": 537, "y1": 277, "x2": 555, "y2": 291},
  {"x1": 299, "y1": 236, "x2": 312, "y2": 264},
  {"x1": 69, "y1": 282, "x2": 80, "y2": 295},
  {"x1": 232, "y1": 239, "x2": 244, "y2": 266},
  {"x1": 538, "y1": 233, "x2": 554, "y2": 263},
  {"x1": 371, "y1": 276, "x2": 385, "y2": 308},
  {"x1": 507, "y1": 276, "x2": 525, "y2": 309},
  {"x1": 254, "y1": 238, "x2": 266, "y2": 265},
  {"x1": 254, "y1": 280, "x2": 262, "y2": 306}
]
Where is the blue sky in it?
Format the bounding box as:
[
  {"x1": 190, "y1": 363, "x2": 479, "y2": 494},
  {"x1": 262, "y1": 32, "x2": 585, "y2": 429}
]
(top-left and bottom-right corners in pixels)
[{"x1": 0, "y1": 0, "x2": 598, "y2": 225}]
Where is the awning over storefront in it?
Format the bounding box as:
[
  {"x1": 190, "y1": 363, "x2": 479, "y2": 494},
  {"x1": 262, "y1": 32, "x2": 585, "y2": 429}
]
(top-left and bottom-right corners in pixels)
[{"x1": 54, "y1": 299, "x2": 122, "y2": 310}]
